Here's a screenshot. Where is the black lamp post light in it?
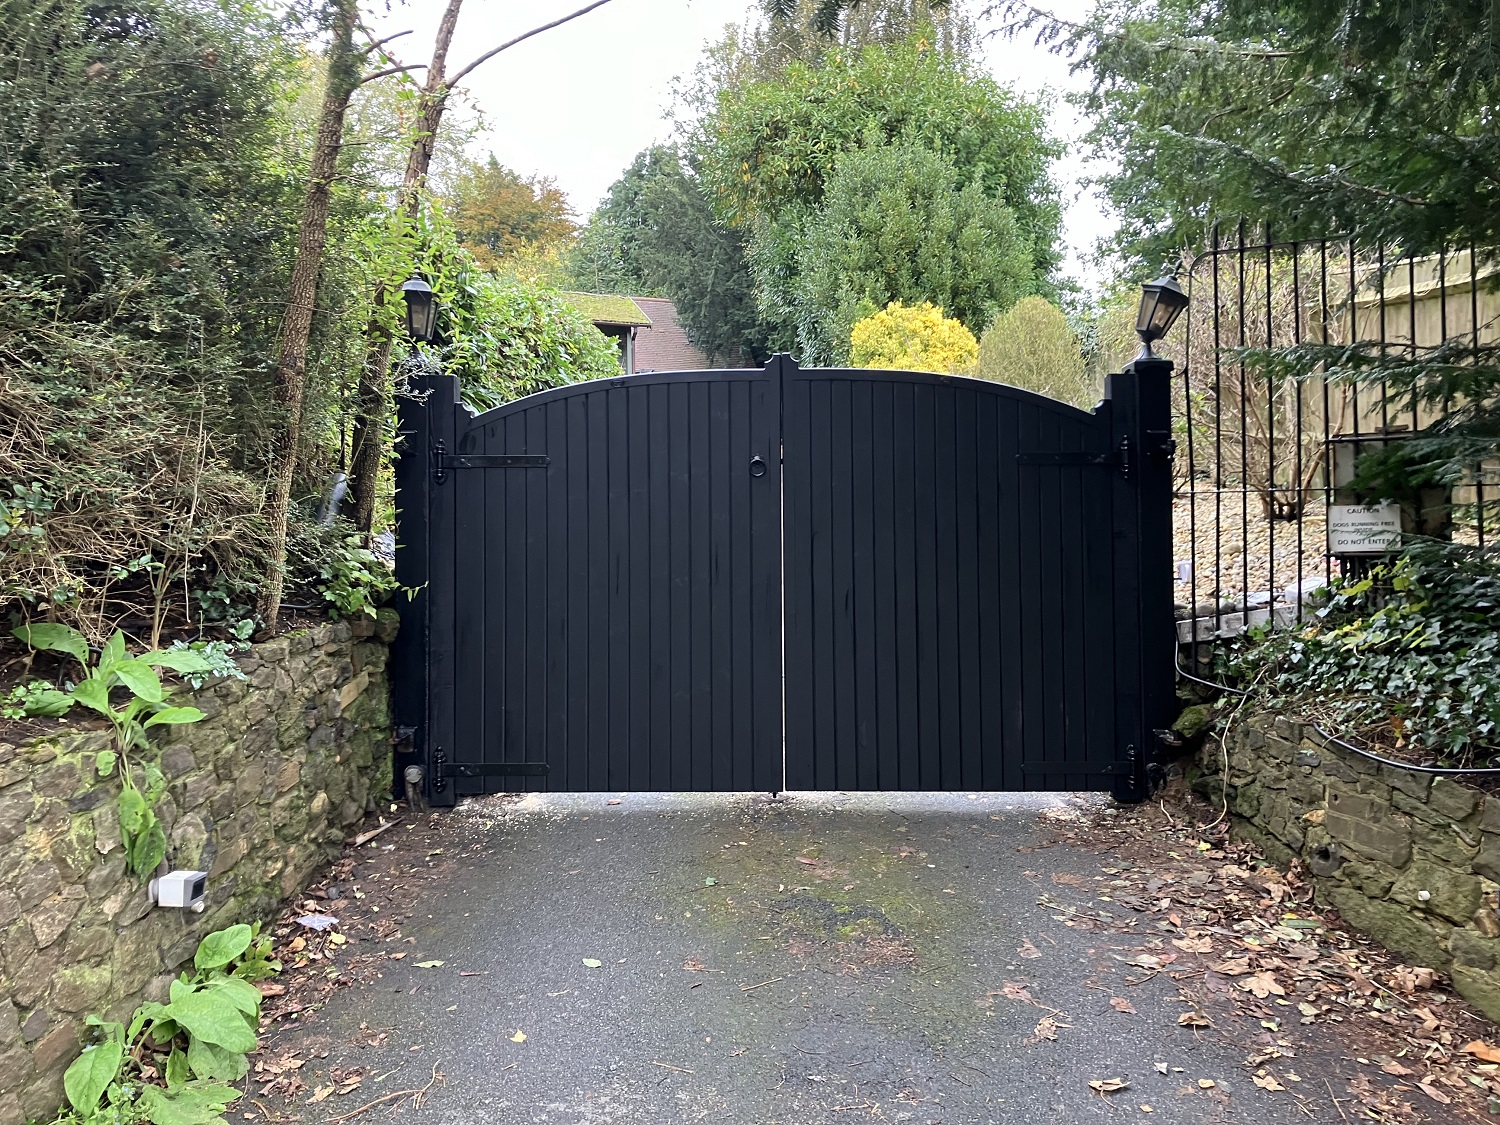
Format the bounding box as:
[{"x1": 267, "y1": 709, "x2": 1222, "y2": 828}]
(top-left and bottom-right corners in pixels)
[
  {"x1": 1134, "y1": 275, "x2": 1189, "y2": 359},
  {"x1": 401, "y1": 273, "x2": 439, "y2": 345}
]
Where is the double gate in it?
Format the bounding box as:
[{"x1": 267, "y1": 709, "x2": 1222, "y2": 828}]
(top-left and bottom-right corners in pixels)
[{"x1": 392, "y1": 355, "x2": 1175, "y2": 803}]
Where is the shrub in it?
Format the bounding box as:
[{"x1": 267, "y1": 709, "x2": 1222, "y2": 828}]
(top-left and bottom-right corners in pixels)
[
  {"x1": 1219, "y1": 543, "x2": 1500, "y2": 767},
  {"x1": 975, "y1": 296, "x2": 1096, "y2": 408},
  {"x1": 849, "y1": 301, "x2": 978, "y2": 374}
]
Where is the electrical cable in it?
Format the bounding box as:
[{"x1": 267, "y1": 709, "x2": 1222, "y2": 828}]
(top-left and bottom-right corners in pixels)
[{"x1": 1174, "y1": 642, "x2": 1500, "y2": 777}]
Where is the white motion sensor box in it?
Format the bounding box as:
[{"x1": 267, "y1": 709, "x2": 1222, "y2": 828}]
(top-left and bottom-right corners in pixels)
[{"x1": 151, "y1": 870, "x2": 209, "y2": 912}]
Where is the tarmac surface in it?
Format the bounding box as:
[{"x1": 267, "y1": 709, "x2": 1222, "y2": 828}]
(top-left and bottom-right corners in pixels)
[{"x1": 268, "y1": 791, "x2": 1329, "y2": 1123}]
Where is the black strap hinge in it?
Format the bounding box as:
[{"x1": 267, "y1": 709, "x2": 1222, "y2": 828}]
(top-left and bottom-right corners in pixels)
[{"x1": 433, "y1": 442, "x2": 548, "y2": 482}]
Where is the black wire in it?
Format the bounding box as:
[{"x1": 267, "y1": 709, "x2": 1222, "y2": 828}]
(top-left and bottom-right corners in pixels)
[{"x1": 1174, "y1": 643, "x2": 1500, "y2": 777}]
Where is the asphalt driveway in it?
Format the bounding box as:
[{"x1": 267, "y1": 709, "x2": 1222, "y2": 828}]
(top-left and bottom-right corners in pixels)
[{"x1": 258, "y1": 791, "x2": 1377, "y2": 1123}]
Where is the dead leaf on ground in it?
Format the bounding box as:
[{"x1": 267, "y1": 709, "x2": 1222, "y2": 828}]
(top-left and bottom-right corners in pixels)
[
  {"x1": 1210, "y1": 958, "x2": 1252, "y2": 976},
  {"x1": 1089, "y1": 1078, "x2": 1129, "y2": 1095},
  {"x1": 1172, "y1": 935, "x2": 1214, "y2": 954},
  {"x1": 1109, "y1": 997, "x2": 1135, "y2": 1014},
  {"x1": 1415, "y1": 1081, "x2": 1451, "y2": 1105},
  {"x1": 1252, "y1": 1072, "x2": 1286, "y2": 1091},
  {"x1": 1017, "y1": 938, "x2": 1042, "y2": 959},
  {"x1": 1177, "y1": 1011, "x2": 1212, "y2": 1028},
  {"x1": 1238, "y1": 971, "x2": 1285, "y2": 998},
  {"x1": 1462, "y1": 1040, "x2": 1500, "y2": 1064},
  {"x1": 1031, "y1": 1016, "x2": 1059, "y2": 1041}
]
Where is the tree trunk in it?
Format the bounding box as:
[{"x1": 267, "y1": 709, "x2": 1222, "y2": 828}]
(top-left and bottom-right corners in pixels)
[
  {"x1": 348, "y1": 0, "x2": 464, "y2": 534},
  {"x1": 258, "y1": 0, "x2": 362, "y2": 630}
]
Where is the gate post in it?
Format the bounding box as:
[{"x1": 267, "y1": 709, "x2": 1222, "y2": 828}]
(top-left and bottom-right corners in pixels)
[
  {"x1": 390, "y1": 373, "x2": 458, "y2": 801},
  {"x1": 1106, "y1": 354, "x2": 1177, "y2": 802}
]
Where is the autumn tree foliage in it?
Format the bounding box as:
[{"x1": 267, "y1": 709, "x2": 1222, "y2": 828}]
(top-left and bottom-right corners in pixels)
[{"x1": 447, "y1": 155, "x2": 576, "y2": 271}]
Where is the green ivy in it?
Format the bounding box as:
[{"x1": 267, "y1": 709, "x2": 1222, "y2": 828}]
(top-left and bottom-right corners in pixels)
[{"x1": 1219, "y1": 543, "x2": 1500, "y2": 766}]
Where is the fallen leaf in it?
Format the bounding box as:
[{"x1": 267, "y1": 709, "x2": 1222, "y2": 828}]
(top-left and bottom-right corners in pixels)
[
  {"x1": 1110, "y1": 997, "x2": 1136, "y2": 1014},
  {"x1": 1172, "y1": 936, "x2": 1214, "y2": 954},
  {"x1": 1463, "y1": 1040, "x2": 1500, "y2": 1065},
  {"x1": 1415, "y1": 1081, "x2": 1450, "y2": 1105},
  {"x1": 582, "y1": 958, "x2": 603, "y2": 968},
  {"x1": 1177, "y1": 1011, "x2": 1212, "y2": 1028},
  {"x1": 306, "y1": 1087, "x2": 334, "y2": 1104},
  {"x1": 415, "y1": 960, "x2": 445, "y2": 969},
  {"x1": 388, "y1": 951, "x2": 407, "y2": 960},
  {"x1": 606, "y1": 799, "x2": 622, "y2": 805},
  {"x1": 1238, "y1": 971, "x2": 1285, "y2": 998},
  {"x1": 999, "y1": 981, "x2": 1034, "y2": 1004},
  {"x1": 1089, "y1": 1078, "x2": 1129, "y2": 1094},
  {"x1": 328, "y1": 933, "x2": 347, "y2": 945},
  {"x1": 1380, "y1": 1060, "x2": 1415, "y2": 1076},
  {"x1": 1198, "y1": 1079, "x2": 1216, "y2": 1089},
  {"x1": 1210, "y1": 958, "x2": 1252, "y2": 976},
  {"x1": 704, "y1": 877, "x2": 717, "y2": 887},
  {"x1": 1032, "y1": 1017, "x2": 1059, "y2": 1041},
  {"x1": 1017, "y1": 939, "x2": 1042, "y2": 959},
  {"x1": 1253, "y1": 1073, "x2": 1286, "y2": 1091},
  {"x1": 510, "y1": 1029, "x2": 527, "y2": 1043}
]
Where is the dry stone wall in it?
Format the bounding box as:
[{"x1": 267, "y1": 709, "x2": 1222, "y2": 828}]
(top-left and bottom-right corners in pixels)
[
  {"x1": 0, "y1": 612, "x2": 397, "y2": 1124},
  {"x1": 1198, "y1": 714, "x2": 1500, "y2": 1023}
]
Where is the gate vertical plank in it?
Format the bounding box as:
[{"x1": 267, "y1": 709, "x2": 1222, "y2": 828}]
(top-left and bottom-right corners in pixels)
[
  {"x1": 1057, "y1": 427, "x2": 1087, "y2": 781},
  {"x1": 953, "y1": 387, "x2": 983, "y2": 790},
  {"x1": 626, "y1": 385, "x2": 651, "y2": 789},
  {"x1": 748, "y1": 366, "x2": 783, "y2": 792},
  {"x1": 1035, "y1": 409, "x2": 1066, "y2": 785},
  {"x1": 687, "y1": 381, "x2": 713, "y2": 787},
  {"x1": 890, "y1": 381, "x2": 920, "y2": 790},
  {"x1": 911, "y1": 384, "x2": 940, "y2": 789},
  {"x1": 451, "y1": 415, "x2": 484, "y2": 797},
  {"x1": 729, "y1": 378, "x2": 755, "y2": 788},
  {"x1": 870, "y1": 380, "x2": 900, "y2": 789},
  {"x1": 995, "y1": 395, "x2": 1023, "y2": 791},
  {"x1": 424, "y1": 378, "x2": 459, "y2": 804},
  {"x1": 974, "y1": 393, "x2": 1004, "y2": 789},
  {"x1": 564, "y1": 395, "x2": 591, "y2": 788},
  {"x1": 667, "y1": 382, "x2": 691, "y2": 787},
  {"x1": 585, "y1": 391, "x2": 610, "y2": 787},
  {"x1": 1082, "y1": 399, "x2": 1117, "y2": 789},
  {"x1": 707, "y1": 381, "x2": 732, "y2": 788},
  {"x1": 849, "y1": 378, "x2": 879, "y2": 789},
  {"x1": 646, "y1": 383, "x2": 672, "y2": 785},
  {"x1": 933, "y1": 386, "x2": 961, "y2": 789},
  {"x1": 829, "y1": 378, "x2": 857, "y2": 788}
]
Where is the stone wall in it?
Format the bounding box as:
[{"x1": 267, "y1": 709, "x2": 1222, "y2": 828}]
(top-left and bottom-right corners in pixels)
[
  {"x1": 1198, "y1": 714, "x2": 1500, "y2": 1022},
  {"x1": 0, "y1": 612, "x2": 398, "y2": 1124}
]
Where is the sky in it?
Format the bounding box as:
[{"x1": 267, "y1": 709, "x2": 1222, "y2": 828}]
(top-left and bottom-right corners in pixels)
[{"x1": 369, "y1": 0, "x2": 1115, "y2": 288}]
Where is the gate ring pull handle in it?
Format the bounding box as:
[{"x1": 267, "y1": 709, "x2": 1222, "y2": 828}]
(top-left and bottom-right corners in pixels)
[{"x1": 749, "y1": 454, "x2": 767, "y2": 478}]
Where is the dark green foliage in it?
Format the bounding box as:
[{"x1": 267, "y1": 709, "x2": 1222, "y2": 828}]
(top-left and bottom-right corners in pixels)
[
  {"x1": 571, "y1": 146, "x2": 767, "y2": 365},
  {"x1": 999, "y1": 0, "x2": 1500, "y2": 267},
  {"x1": 1220, "y1": 544, "x2": 1500, "y2": 766},
  {"x1": 771, "y1": 141, "x2": 1033, "y2": 364}
]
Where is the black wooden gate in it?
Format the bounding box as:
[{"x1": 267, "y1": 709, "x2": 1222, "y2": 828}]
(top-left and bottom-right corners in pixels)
[{"x1": 392, "y1": 355, "x2": 1175, "y2": 803}]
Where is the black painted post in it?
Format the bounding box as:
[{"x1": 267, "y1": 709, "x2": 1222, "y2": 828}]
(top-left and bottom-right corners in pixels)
[
  {"x1": 390, "y1": 373, "x2": 458, "y2": 799},
  {"x1": 1107, "y1": 354, "x2": 1177, "y2": 801}
]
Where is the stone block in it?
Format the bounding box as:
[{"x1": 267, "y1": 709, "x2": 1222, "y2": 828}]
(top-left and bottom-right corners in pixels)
[
  {"x1": 1475, "y1": 834, "x2": 1500, "y2": 883},
  {"x1": 0, "y1": 1093, "x2": 23, "y2": 1125},
  {"x1": 20, "y1": 1070, "x2": 66, "y2": 1123},
  {"x1": 260, "y1": 637, "x2": 291, "y2": 663},
  {"x1": 1392, "y1": 862, "x2": 1483, "y2": 926},
  {"x1": 1322, "y1": 883, "x2": 1451, "y2": 969},
  {"x1": 1430, "y1": 777, "x2": 1481, "y2": 822},
  {"x1": 1325, "y1": 810, "x2": 1413, "y2": 868},
  {"x1": 18, "y1": 1008, "x2": 47, "y2": 1043},
  {"x1": 1452, "y1": 965, "x2": 1500, "y2": 1024},
  {"x1": 1410, "y1": 819, "x2": 1478, "y2": 868},
  {"x1": 160, "y1": 746, "x2": 196, "y2": 780},
  {"x1": 1338, "y1": 859, "x2": 1396, "y2": 899},
  {"x1": 28, "y1": 1021, "x2": 76, "y2": 1074},
  {"x1": 14, "y1": 860, "x2": 61, "y2": 913},
  {"x1": 1380, "y1": 765, "x2": 1432, "y2": 802},
  {"x1": 27, "y1": 885, "x2": 86, "y2": 949},
  {"x1": 0, "y1": 786, "x2": 34, "y2": 847},
  {"x1": 1451, "y1": 928, "x2": 1500, "y2": 970},
  {"x1": 375, "y1": 607, "x2": 401, "y2": 643},
  {"x1": 50, "y1": 962, "x2": 113, "y2": 1014},
  {"x1": 0, "y1": 891, "x2": 18, "y2": 930}
]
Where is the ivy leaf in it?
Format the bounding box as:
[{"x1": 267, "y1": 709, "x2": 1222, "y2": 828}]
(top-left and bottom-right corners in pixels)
[
  {"x1": 13, "y1": 622, "x2": 89, "y2": 668},
  {"x1": 195, "y1": 926, "x2": 254, "y2": 972},
  {"x1": 63, "y1": 1037, "x2": 123, "y2": 1115}
]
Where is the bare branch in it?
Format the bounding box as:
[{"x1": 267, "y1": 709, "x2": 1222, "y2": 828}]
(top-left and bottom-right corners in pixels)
[
  {"x1": 360, "y1": 63, "x2": 426, "y2": 85},
  {"x1": 448, "y1": 0, "x2": 615, "y2": 87},
  {"x1": 362, "y1": 28, "x2": 412, "y2": 55}
]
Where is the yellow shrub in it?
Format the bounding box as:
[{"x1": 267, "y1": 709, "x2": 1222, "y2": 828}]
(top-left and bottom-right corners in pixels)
[{"x1": 848, "y1": 301, "x2": 979, "y2": 374}]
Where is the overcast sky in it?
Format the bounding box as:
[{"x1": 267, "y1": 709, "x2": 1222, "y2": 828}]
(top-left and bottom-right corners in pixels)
[{"x1": 370, "y1": 0, "x2": 1114, "y2": 288}]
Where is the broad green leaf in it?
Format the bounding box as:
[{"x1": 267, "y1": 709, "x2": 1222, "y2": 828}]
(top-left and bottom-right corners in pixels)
[
  {"x1": 194, "y1": 926, "x2": 253, "y2": 972},
  {"x1": 96, "y1": 750, "x2": 117, "y2": 778},
  {"x1": 63, "y1": 1038, "x2": 122, "y2": 1114},
  {"x1": 128, "y1": 821, "x2": 167, "y2": 881},
  {"x1": 165, "y1": 987, "x2": 258, "y2": 1052},
  {"x1": 128, "y1": 1002, "x2": 169, "y2": 1042},
  {"x1": 137, "y1": 1081, "x2": 240, "y2": 1125},
  {"x1": 200, "y1": 974, "x2": 261, "y2": 1019},
  {"x1": 185, "y1": 1035, "x2": 248, "y2": 1082},
  {"x1": 71, "y1": 677, "x2": 113, "y2": 716},
  {"x1": 117, "y1": 787, "x2": 148, "y2": 836},
  {"x1": 23, "y1": 688, "x2": 73, "y2": 717},
  {"x1": 143, "y1": 764, "x2": 166, "y2": 801},
  {"x1": 114, "y1": 659, "x2": 164, "y2": 703},
  {"x1": 99, "y1": 630, "x2": 127, "y2": 673},
  {"x1": 165, "y1": 1047, "x2": 190, "y2": 1091},
  {"x1": 145, "y1": 650, "x2": 216, "y2": 675},
  {"x1": 13, "y1": 623, "x2": 89, "y2": 667},
  {"x1": 145, "y1": 706, "x2": 206, "y2": 728}
]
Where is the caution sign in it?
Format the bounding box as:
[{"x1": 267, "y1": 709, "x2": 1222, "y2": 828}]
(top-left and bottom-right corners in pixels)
[{"x1": 1327, "y1": 502, "x2": 1401, "y2": 554}]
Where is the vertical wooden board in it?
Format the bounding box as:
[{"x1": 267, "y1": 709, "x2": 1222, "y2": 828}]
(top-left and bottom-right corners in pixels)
[
  {"x1": 1055, "y1": 425, "x2": 1088, "y2": 780},
  {"x1": 932, "y1": 387, "x2": 961, "y2": 789},
  {"x1": 585, "y1": 390, "x2": 611, "y2": 787},
  {"x1": 1034, "y1": 410, "x2": 1066, "y2": 784},
  {"x1": 524, "y1": 405, "x2": 552, "y2": 791},
  {"x1": 952, "y1": 388, "x2": 983, "y2": 790},
  {"x1": 448, "y1": 418, "x2": 483, "y2": 792},
  {"x1": 626, "y1": 385, "x2": 652, "y2": 790},
  {"x1": 810, "y1": 378, "x2": 839, "y2": 788},
  {"x1": 911, "y1": 384, "x2": 940, "y2": 788},
  {"x1": 974, "y1": 394, "x2": 1005, "y2": 789},
  {"x1": 828, "y1": 378, "x2": 856, "y2": 788},
  {"x1": 687, "y1": 381, "x2": 713, "y2": 787},
  {"x1": 606, "y1": 387, "x2": 632, "y2": 789},
  {"x1": 848, "y1": 378, "x2": 879, "y2": 788},
  {"x1": 707, "y1": 380, "x2": 733, "y2": 788},
  {"x1": 1015, "y1": 404, "x2": 1044, "y2": 779},
  {"x1": 543, "y1": 401, "x2": 570, "y2": 787},
  {"x1": 563, "y1": 394, "x2": 592, "y2": 788},
  {"x1": 996, "y1": 396, "x2": 1025, "y2": 789},
  {"x1": 749, "y1": 370, "x2": 782, "y2": 792},
  {"x1": 728, "y1": 378, "x2": 755, "y2": 788},
  {"x1": 1080, "y1": 415, "x2": 1117, "y2": 782},
  {"x1": 646, "y1": 383, "x2": 672, "y2": 787},
  {"x1": 666, "y1": 382, "x2": 691, "y2": 787},
  {"x1": 870, "y1": 381, "x2": 901, "y2": 789},
  {"x1": 890, "y1": 381, "x2": 920, "y2": 789},
  {"x1": 423, "y1": 384, "x2": 459, "y2": 804}
]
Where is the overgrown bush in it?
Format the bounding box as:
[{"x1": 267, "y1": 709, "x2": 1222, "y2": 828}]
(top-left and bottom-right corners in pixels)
[
  {"x1": 975, "y1": 296, "x2": 1096, "y2": 408},
  {"x1": 849, "y1": 301, "x2": 978, "y2": 374},
  {"x1": 1219, "y1": 543, "x2": 1500, "y2": 766}
]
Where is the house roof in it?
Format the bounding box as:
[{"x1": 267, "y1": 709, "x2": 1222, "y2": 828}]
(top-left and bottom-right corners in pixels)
[
  {"x1": 561, "y1": 292, "x2": 652, "y2": 328},
  {"x1": 631, "y1": 297, "x2": 712, "y2": 372}
]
